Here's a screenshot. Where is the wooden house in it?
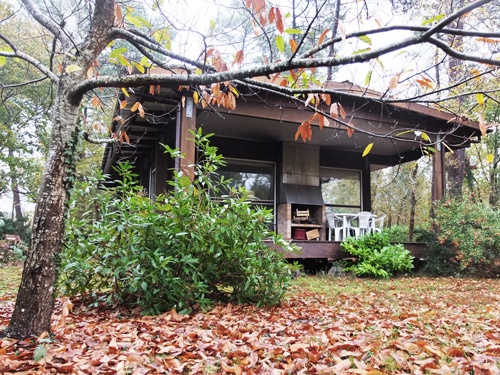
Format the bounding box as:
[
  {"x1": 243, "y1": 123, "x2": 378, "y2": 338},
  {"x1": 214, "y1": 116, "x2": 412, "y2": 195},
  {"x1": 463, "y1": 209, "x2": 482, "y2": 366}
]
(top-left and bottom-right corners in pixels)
[{"x1": 102, "y1": 79, "x2": 482, "y2": 260}]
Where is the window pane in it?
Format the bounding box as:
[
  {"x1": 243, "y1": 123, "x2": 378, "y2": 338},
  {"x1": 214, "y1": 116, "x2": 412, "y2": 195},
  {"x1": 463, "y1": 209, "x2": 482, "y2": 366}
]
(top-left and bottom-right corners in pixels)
[
  {"x1": 218, "y1": 160, "x2": 274, "y2": 201},
  {"x1": 320, "y1": 168, "x2": 361, "y2": 206}
]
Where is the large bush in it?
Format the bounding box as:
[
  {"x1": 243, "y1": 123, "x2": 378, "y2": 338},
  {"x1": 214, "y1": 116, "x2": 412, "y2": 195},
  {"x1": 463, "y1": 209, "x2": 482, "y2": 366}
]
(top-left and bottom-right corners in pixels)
[
  {"x1": 60, "y1": 130, "x2": 297, "y2": 314},
  {"x1": 433, "y1": 198, "x2": 500, "y2": 269},
  {"x1": 341, "y1": 232, "x2": 414, "y2": 278}
]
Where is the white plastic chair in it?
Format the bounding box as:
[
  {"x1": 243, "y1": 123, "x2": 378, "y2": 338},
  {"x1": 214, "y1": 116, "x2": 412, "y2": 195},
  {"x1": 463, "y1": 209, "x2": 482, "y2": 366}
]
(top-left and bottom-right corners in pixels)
[
  {"x1": 350, "y1": 211, "x2": 374, "y2": 237},
  {"x1": 326, "y1": 213, "x2": 344, "y2": 241},
  {"x1": 371, "y1": 213, "x2": 386, "y2": 233}
]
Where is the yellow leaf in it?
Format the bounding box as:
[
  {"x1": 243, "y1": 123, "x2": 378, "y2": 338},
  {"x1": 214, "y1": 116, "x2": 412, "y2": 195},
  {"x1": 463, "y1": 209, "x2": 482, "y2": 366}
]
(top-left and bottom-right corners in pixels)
[
  {"x1": 487, "y1": 153, "x2": 494, "y2": 163},
  {"x1": 193, "y1": 91, "x2": 199, "y2": 104},
  {"x1": 134, "y1": 62, "x2": 145, "y2": 73},
  {"x1": 65, "y1": 64, "x2": 82, "y2": 73},
  {"x1": 362, "y1": 143, "x2": 374, "y2": 157},
  {"x1": 121, "y1": 88, "x2": 129, "y2": 97},
  {"x1": 420, "y1": 132, "x2": 430, "y2": 142},
  {"x1": 228, "y1": 84, "x2": 239, "y2": 97},
  {"x1": 475, "y1": 93, "x2": 485, "y2": 105}
]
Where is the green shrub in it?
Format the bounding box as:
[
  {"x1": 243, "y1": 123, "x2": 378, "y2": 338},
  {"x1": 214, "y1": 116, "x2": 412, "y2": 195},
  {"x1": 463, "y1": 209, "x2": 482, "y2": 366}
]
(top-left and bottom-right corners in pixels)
[
  {"x1": 382, "y1": 225, "x2": 410, "y2": 243},
  {"x1": 60, "y1": 130, "x2": 297, "y2": 314},
  {"x1": 433, "y1": 198, "x2": 500, "y2": 269},
  {"x1": 0, "y1": 216, "x2": 31, "y2": 244},
  {"x1": 341, "y1": 232, "x2": 414, "y2": 278},
  {"x1": 413, "y1": 229, "x2": 461, "y2": 277}
]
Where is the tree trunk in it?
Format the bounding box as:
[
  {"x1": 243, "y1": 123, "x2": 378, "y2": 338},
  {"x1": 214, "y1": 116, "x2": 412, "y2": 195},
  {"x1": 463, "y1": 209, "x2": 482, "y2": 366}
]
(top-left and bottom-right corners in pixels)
[
  {"x1": 8, "y1": 149, "x2": 23, "y2": 220},
  {"x1": 408, "y1": 165, "x2": 418, "y2": 242},
  {"x1": 447, "y1": 148, "x2": 465, "y2": 197},
  {"x1": 2, "y1": 84, "x2": 80, "y2": 339},
  {"x1": 445, "y1": 0, "x2": 466, "y2": 198}
]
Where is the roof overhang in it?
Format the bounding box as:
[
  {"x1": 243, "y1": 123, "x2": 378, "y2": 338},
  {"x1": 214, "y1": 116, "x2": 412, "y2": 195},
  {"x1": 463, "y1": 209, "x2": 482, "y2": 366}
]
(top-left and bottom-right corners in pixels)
[{"x1": 102, "y1": 79, "x2": 482, "y2": 175}]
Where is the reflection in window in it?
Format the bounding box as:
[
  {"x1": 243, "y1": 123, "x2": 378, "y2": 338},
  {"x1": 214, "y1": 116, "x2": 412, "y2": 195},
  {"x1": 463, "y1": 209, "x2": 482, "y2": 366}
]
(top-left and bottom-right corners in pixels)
[
  {"x1": 320, "y1": 168, "x2": 361, "y2": 213},
  {"x1": 218, "y1": 159, "x2": 275, "y2": 203}
]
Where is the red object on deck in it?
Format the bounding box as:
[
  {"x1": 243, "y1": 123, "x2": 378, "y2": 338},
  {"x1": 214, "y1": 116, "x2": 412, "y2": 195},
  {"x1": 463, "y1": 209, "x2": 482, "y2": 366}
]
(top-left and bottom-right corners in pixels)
[{"x1": 293, "y1": 228, "x2": 307, "y2": 240}]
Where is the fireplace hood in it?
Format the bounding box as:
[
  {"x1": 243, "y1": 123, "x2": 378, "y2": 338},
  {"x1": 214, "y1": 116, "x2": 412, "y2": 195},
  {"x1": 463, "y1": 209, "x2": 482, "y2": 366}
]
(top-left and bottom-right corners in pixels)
[{"x1": 281, "y1": 184, "x2": 325, "y2": 206}]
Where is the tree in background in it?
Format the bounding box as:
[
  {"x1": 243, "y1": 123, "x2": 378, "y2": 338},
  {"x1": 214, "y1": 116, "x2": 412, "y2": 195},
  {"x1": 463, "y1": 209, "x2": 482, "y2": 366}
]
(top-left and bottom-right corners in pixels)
[
  {"x1": 0, "y1": 3, "x2": 51, "y2": 219},
  {"x1": 0, "y1": 0, "x2": 499, "y2": 338}
]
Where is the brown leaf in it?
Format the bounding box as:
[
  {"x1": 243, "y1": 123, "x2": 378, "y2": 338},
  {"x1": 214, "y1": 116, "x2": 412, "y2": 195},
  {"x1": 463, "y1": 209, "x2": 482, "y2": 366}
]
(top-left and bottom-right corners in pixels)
[
  {"x1": 330, "y1": 102, "x2": 346, "y2": 119},
  {"x1": 274, "y1": 7, "x2": 284, "y2": 34},
  {"x1": 388, "y1": 72, "x2": 401, "y2": 90},
  {"x1": 478, "y1": 114, "x2": 487, "y2": 136},
  {"x1": 290, "y1": 39, "x2": 298, "y2": 53},
  {"x1": 234, "y1": 50, "x2": 244, "y2": 67},
  {"x1": 318, "y1": 28, "x2": 330, "y2": 46}
]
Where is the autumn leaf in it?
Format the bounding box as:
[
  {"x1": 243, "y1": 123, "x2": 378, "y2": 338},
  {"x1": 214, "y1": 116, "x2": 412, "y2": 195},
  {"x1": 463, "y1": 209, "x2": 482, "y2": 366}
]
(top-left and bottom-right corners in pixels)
[
  {"x1": 276, "y1": 35, "x2": 285, "y2": 52},
  {"x1": 274, "y1": 7, "x2": 284, "y2": 34},
  {"x1": 330, "y1": 102, "x2": 346, "y2": 119},
  {"x1": 91, "y1": 96, "x2": 101, "y2": 109},
  {"x1": 346, "y1": 126, "x2": 355, "y2": 138},
  {"x1": 475, "y1": 93, "x2": 485, "y2": 105},
  {"x1": 478, "y1": 114, "x2": 487, "y2": 136},
  {"x1": 476, "y1": 37, "x2": 500, "y2": 43},
  {"x1": 304, "y1": 93, "x2": 315, "y2": 107},
  {"x1": 362, "y1": 142, "x2": 374, "y2": 157},
  {"x1": 234, "y1": 50, "x2": 244, "y2": 66},
  {"x1": 416, "y1": 77, "x2": 434, "y2": 89},
  {"x1": 320, "y1": 93, "x2": 331, "y2": 105},
  {"x1": 289, "y1": 39, "x2": 298, "y2": 53},
  {"x1": 120, "y1": 87, "x2": 129, "y2": 97},
  {"x1": 130, "y1": 101, "x2": 140, "y2": 113},
  {"x1": 388, "y1": 72, "x2": 401, "y2": 90},
  {"x1": 295, "y1": 121, "x2": 312, "y2": 142},
  {"x1": 318, "y1": 28, "x2": 330, "y2": 45}
]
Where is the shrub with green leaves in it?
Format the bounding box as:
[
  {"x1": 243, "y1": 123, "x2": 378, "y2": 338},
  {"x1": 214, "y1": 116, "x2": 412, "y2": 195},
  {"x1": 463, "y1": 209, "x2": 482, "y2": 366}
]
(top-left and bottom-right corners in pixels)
[
  {"x1": 433, "y1": 197, "x2": 500, "y2": 269},
  {"x1": 341, "y1": 232, "x2": 414, "y2": 278},
  {"x1": 60, "y1": 130, "x2": 297, "y2": 314}
]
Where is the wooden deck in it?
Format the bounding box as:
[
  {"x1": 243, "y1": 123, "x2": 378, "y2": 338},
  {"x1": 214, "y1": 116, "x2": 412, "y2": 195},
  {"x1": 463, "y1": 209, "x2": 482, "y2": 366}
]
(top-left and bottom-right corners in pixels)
[{"x1": 269, "y1": 241, "x2": 426, "y2": 260}]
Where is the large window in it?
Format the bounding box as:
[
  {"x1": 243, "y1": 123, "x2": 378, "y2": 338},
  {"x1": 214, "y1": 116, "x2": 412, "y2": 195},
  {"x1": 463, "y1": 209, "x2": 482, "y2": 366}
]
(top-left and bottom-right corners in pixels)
[
  {"x1": 320, "y1": 167, "x2": 361, "y2": 213},
  {"x1": 217, "y1": 158, "x2": 275, "y2": 209}
]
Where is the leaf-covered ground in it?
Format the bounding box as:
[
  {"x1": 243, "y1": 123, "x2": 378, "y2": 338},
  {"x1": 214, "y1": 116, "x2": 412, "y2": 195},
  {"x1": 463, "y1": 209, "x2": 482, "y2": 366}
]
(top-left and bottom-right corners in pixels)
[{"x1": 0, "y1": 273, "x2": 499, "y2": 374}]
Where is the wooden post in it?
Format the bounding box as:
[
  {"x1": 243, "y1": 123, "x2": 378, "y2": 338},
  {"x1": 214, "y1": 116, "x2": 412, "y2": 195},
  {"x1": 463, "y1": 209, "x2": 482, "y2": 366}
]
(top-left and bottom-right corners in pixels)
[
  {"x1": 175, "y1": 96, "x2": 196, "y2": 180},
  {"x1": 431, "y1": 136, "x2": 446, "y2": 223}
]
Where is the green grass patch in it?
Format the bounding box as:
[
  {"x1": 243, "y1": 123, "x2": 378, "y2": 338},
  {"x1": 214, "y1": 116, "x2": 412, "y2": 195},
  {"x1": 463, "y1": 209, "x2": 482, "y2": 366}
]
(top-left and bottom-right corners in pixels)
[{"x1": 0, "y1": 265, "x2": 22, "y2": 296}]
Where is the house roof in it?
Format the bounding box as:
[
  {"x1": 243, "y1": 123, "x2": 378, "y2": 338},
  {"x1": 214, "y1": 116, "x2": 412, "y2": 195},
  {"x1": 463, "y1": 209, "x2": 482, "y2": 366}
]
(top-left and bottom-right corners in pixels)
[{"x1": 102, "y1": 79, "x2": 482, "y2": 175}]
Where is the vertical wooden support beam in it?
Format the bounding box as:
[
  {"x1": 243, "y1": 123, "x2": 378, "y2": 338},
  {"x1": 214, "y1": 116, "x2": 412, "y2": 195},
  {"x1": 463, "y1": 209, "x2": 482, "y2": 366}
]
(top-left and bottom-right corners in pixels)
[
  {"x1": 175, "y1": 97, "x2": 197, "y2": 180},
  {"x1": 362, "y1": 158, "x2": 371, "y2": 212},
  {"x1": 431, "y1": 139, "x2": 446, "y2": 203}
]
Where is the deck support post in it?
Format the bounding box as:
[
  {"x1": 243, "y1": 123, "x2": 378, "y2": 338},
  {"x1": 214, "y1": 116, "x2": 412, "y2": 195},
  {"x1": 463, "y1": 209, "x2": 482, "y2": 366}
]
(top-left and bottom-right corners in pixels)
[{"x1": 175, "y1": 96, "x2": 197, "y2": 180}]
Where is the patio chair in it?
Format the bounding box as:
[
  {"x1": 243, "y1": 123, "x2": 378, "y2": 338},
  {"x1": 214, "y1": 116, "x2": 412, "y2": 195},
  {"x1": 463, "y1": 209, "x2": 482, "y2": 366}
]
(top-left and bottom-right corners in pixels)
[
  {"x1": 371, "y1": 213, "x2": 386, "y2": 233},
  {"x1": 350, "y1": 211, "x2": 374, "y2": 237},
  {"x1": 326, "y1": 213, "x2": 344, "y2": 241}
]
